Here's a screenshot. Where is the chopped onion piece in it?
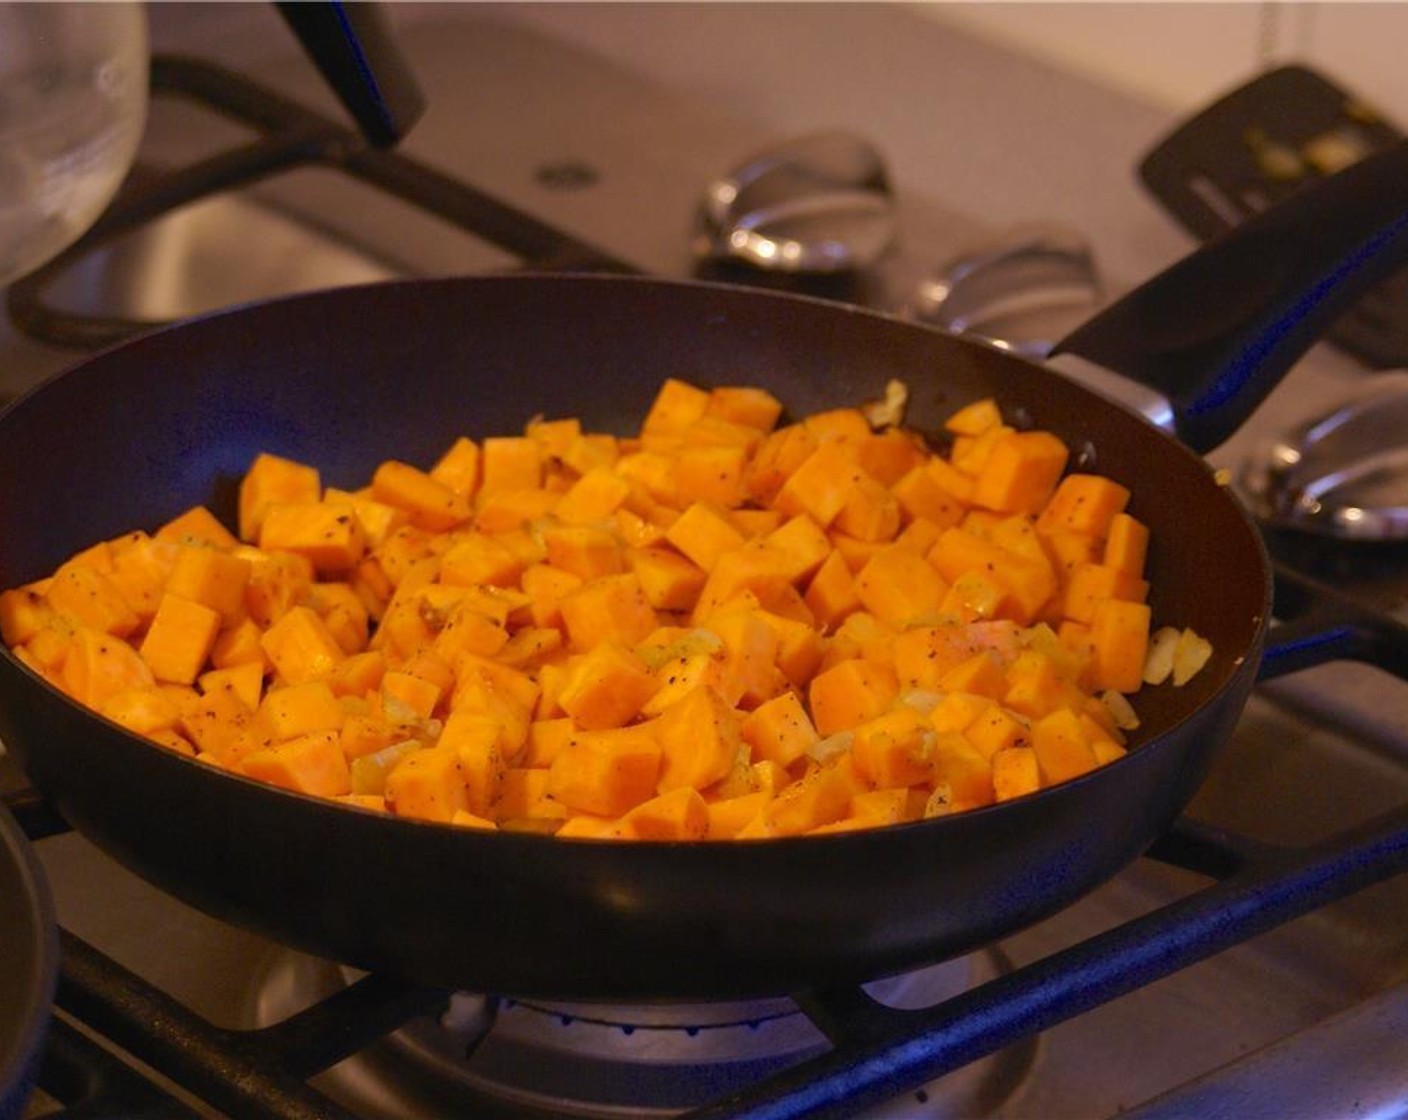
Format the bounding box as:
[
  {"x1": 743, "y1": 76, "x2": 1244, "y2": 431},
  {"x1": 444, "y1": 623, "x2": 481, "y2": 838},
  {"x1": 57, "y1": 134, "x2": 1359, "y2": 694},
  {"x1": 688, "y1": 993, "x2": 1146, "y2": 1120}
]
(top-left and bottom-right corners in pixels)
[
  {"x1": 807, "y1": 730, "x2": 854, "y2": 764},
  {"x1": 861, "y1": 378, "x2": 909, "y2": 429},
  {"x1": 1099, "y1": 689, "x2": 1141, "y2": 731},
  {"x1": 1172, "y1": 628, "x2": 1213, "y2": 686},
  {"x1": 1142, "y1": 626, "x2": 1181, "y2": 685}
]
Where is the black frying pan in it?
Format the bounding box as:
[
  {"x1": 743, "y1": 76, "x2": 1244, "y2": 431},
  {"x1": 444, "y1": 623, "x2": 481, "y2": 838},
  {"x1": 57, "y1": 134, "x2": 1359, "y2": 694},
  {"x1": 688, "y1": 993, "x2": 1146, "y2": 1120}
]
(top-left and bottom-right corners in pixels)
[
  {"x1": 0, "y1": 799, "x2": 56, "y2": 1120},
  {"x1": 0, "y1": 142, "x2": 1405, "y2": 1001}
]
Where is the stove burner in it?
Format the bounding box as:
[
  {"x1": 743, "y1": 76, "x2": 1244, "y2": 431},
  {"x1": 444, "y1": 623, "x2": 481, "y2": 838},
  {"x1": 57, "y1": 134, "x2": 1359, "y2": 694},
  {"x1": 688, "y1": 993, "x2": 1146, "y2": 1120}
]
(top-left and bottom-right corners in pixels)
[{"x1": 253, "y1": 951, "x2": 1034, "y2": 1118}]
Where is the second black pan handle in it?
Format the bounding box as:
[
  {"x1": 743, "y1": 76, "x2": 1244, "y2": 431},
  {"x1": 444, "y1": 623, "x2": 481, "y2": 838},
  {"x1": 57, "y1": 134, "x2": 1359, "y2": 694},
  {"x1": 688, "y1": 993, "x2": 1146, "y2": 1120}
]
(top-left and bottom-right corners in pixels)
[
  {"x1": 1054, "y1": 139, "x2": 1408, "y2": 455},
  {"x1": 276, "y1": 1, "x2": 425, "y2": 148}
]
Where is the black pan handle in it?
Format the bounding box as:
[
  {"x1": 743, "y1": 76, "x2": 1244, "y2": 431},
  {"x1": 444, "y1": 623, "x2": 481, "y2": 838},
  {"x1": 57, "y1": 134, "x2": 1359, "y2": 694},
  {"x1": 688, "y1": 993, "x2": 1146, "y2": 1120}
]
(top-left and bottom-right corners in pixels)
[
  {"x1": 276, "y1": 1, "x2": 425, "y2": 147},
  {"x1": 1053, "y1": 139, "x2": 1408, "y2": 454}
]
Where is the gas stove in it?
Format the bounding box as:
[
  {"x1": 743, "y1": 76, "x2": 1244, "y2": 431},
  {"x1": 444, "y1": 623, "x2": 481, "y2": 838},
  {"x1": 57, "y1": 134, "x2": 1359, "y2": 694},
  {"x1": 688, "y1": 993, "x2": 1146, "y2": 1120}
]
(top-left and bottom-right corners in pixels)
[{"x1": 5, "y1": 6, "x2": 1408, "y2": 1119}]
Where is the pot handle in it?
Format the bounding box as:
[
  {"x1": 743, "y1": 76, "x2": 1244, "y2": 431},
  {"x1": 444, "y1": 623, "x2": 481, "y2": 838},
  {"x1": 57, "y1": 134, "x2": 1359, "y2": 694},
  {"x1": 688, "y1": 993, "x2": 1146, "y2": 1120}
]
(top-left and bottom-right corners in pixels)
[
  {"x1": 1053, "y1": 140, "x2": 1408, "y2": 455},
  {"x1": 276, "y1": 1, "x2": 425, "y2": 147}
]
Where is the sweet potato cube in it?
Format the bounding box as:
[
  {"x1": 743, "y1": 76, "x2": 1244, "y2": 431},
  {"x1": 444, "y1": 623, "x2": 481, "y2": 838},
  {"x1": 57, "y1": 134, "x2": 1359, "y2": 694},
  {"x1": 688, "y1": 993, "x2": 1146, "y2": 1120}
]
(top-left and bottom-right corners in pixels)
[
  {"x1": 165, "y1": 546, "x2": 252, "y2": 624},
  {"x1": 653, "y1": 684, "x2": 742, "y2": 793},
  {"x1": 46, "y1": 560, "x2": 139, "y2": 638},
  {"x1": 240, "y1": 548, "x2": 315, "y2": 628},
  {"x1": 242, "y1": 730, "x2": 350, "y2": 798},
  {"x1": 808, "y1": 657, "x2": 899, "y2": 737},
  {"x1": 156, "y1": 505, "x2": 240, "y2": 550},
  {"x1": 438, "y1": 531, "x2": 524, "y2": 589},
  {"x1": 558, "y1": 574, "x2": 660, "y2": 652},
  {"x1": 1036, "y1": 474, "x2": 1131, "y2": 537},
  {"x1": 927, "y1": 528, "x2": 1056, "y2": 624},
  {"x1": 944, "y1": 397, "x2": 1002, "y2": 436},
  {"x1": 833, "y1": 474, "x2": 901, "y2": 543},
  {"x1": 891, "y1": 464, "x2": 967, "y2": 530},
  {"x1": 259, "y1": 679, "x2": 345, "y2": 740},
  {"x1": 756, "y1": 609, "x2": 825, "y2": 689},
  {"x1": 478, "y1": 436, "x2": 543, "y2": 497},
  {"x1": 1031, "y1": 708, "x2": 1099, "y2": 784},
  {"x1": 546, "y1": 725, "x2": 662, "y2": 817},
  {"x1": 803, "y1": 549, "x2": 862, "y2": 630},
  {"x1": 553, "y1": 466, "x2": 633, "y2": 526},
  {"x1": 429, "y1": 598, "x2": 510, "y2": 663},
  {"x1": 260, "y1": 605, "x2": 346, "y2": 685},
  {"x1": 741, "y1": 764, "x2": 853, "y2": 837},
  {"x1": 563, "y1": 433, "x2": 621, "y2": 477},
  {"x1": 521, "y1": 717, "x2": 576, "y2": 768},
  {"x1": 854, "y1": 544, "x2": 949, "y2": 627},
  {"x1": 665, "y1": 443, "x2": 746, "y2": 509},
  {"x1": 310, "y1": 581, "x2": 370, "y2": 655},
  {"x1": 97, "y1": 685, "x2": 182, "y2": 736},
  {"x1": 384, "y1": 744, "x2": 469, "y2": 822},
  {"x1": 321, "y1": 490, "x2": 407, "y2": 552},
  {"x1": 855, "y1": 429, "x2": 929, "y2": 487},
  {"x1": 518, "y1": 563, "x2": 582, "y2": 631},
  {"x1": 1062, "y1": 562, "x2": 1150, "y2": 625},
  {"x1": 199, "y1": 661, "x2": 265, "y2": 712},
  {"x1": 740, "y1": 690, "x2": 818, "y2": 767},
  {"x1": 705, "y1": 791, "x2": 771, "y2": 839},
  {"x1": 1003, "y1": 650, "x2": 1080, "y2": 720},
  {"x1": 239, "y1": 453, "x2": 321, "y2": 542},
  {"x1": 1042, "y1": 530, "x2": 1104, "y2": 581},
  {"x1": 430, "y1": 436, "x2": 481, "y2": 496},
  {"x1": 381, "y1": 669, "x2": 442, "y2": 722},
  {"x1": 774, "y1": 441, "x2": 864, "y2": 527},
  {"x1": 992, "y1": 746, "x2": 1041, "y2": 801},
  {"x1": 526, "y1": 415, "x2": 582, "y2": 459},
  {"x1": 557, "y1": 640, "x2": 658, "y2": 730},
  {"x1": 643, "y1": 377, "x2": 712, "y2": 435},
  {"x1": 940, "y1": 570, "x2": 1011, "y2": 624},
  {"x1": 371, "y1": 460, "x2": 471, "y2": 531},
  {"x1": 937, "y1": 650, "x2": 1006, "y2": 700},
  {"x1": 706, "y1": 385, "x2": 784, "y2": 430},
  {"x1": 258, "y1": 501, "x2": 367, "y2": 574},
  {"x1": 970, "y1": 431, "x2": 1070, "y2": 515},
  {"x1": 964, "y1": 705, "x2": 1031, "y2": 759},
  {"x1": 175, "y1": 682, "x2": 259, "y2": 762},
  {"x1": 1104, "y1": 513, "x2": 1150, "y2": 577},
  {"x1": 690, "y1": 542, "x2": 795, "y2": 624},
  {"x1": 474, "y1": 488, "x2": 560, "y2": 535},
  {"x1": 440, "y1": 709, "x2": 507, "y2": 815},
  {"x1": 106, "y1": 532, "x2": 179, "y2": 624},
  {"x1": 210, "y1": 617, "x2": 268, "y2": 672},
  {"x1": 449, "y1": 810, "x2": 498, "y2": 831},
  {"x1": 704, "y1": 607, "x2": 786, "y2": 708},
  {"x1": 628, "y1": 546, "x2": 707, "y2": 612},
  {"x1": 619, "y1": 786, "x2": 710, "y2": 841},
  {"x1": 1088, "y1": 598, "x2": 1152, "y2": 693},
  {"x1": 745, "y1": 423, "x2": 819, "y2": 506},
  {"x1": 543, "y1": 524, "x2": 624, "y2": 581},
  {"x1": 932, "y1": 732, "x2": 996, "y2": 807},
  {"x1": 664, "y1": 502, "x2": 747, "y2": 571},
  {"x1": 139, "y1": 593, "x2": 222, "y2": 685},
  {"x1": 851, "y1": 705, "x2": 936, "y2": 787},
  {"x1": 0, "y1": 585, "x2": 54, "y2": 646},
  {"x1": 495, "y1": 766, "x2": 567, "y2": 822}
]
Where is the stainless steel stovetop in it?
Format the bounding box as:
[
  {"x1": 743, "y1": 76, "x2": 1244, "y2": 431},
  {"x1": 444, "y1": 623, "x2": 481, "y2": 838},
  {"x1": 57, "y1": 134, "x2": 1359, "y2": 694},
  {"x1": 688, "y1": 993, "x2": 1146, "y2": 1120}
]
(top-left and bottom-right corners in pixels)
[{"x1": 6, "y1": 6, "x2": 1408, "y2": 1118}]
